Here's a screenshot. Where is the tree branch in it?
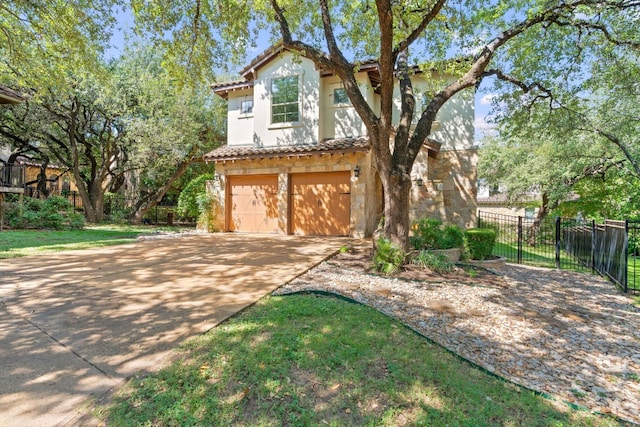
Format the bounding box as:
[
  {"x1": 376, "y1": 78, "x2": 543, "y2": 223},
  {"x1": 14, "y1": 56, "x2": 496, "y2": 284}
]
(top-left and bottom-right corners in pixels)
[{"x1": 393, "y1": 0, "x2": 447, "y2": 57}]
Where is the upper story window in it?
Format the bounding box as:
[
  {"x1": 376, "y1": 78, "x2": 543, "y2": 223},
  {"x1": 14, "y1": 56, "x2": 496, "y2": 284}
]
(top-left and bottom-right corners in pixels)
[
  {"x1": 271, "y1": 76, "x2": 299, "y2": 124},
  {"x1": 240, "y1": 99, "x2": 253, "y2": 115},
  {"x1": 333, "y1": 87, "x2": 349, "y2": 106}
]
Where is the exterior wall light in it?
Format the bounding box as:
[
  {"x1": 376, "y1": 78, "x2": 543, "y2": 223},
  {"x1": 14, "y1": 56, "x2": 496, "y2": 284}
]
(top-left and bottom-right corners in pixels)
[
  {"x1": 416, "y1": 177, "x2": 424, "y2": 187},
  {"x1": 353, "y1": 165, "x2": 360, "y2": 178},
  {"x1": 214, "y1": 173, "x2": 221, "y2": 181}
]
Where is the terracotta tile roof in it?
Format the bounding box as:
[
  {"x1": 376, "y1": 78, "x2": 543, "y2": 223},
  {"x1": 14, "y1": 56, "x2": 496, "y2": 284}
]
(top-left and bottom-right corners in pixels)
[
  {"x1": 203, "y1": 137, "x2": 370, "y2": 162},
  {"x1": 477, "y1": 193, "x2": 510, "y2": 204},
  {"x1": 210, "y1": 80, "x2": 254, "y2": 99}
]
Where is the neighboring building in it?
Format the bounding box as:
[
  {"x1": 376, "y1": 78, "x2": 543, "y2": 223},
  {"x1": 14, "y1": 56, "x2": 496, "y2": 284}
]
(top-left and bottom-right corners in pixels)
[
  {"x1": 1, "y1": 87, "x2": 25, "y2": 196},
  {"x1": 1, "y1": 153, "x2": 79, "y2": 198},
  {"x1": 476, "y1": 181, "x2": 539, "y2": 219},
  {"x1": 204, "y1": 44, "x2": 477, "y2": 237}
]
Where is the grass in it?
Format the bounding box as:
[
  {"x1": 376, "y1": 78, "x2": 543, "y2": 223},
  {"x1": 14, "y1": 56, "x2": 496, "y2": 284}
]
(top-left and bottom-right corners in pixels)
[
  {"x1": 101, "y1": 294, "x2": 624, "y2": 427},
  {"x1": 495, "y1": 241, "x2": 640, "y2": 292},
  {"x1": 0, "y1": 224, "x2": 192, "y2": 259}
]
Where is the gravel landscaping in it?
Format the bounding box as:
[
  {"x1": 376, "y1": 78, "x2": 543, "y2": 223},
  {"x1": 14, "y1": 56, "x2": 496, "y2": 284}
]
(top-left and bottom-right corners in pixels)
[{"x1": 274, "y1": 244, "x2": 640, "y2": 425}]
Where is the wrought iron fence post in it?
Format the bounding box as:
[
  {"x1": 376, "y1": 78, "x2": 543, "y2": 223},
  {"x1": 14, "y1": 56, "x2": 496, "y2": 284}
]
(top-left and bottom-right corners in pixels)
[
  {"x1": 624, "y1": 220, "x2": 629, "y2": 293},
  {"x1": 555, "y1": 216, "x2": 561, "y2": 269},
  {"x1": 517, "y1": 216, "x2": 523, "y2": 264},
  {"x1": 591, "y1": 220, "x2": 596, "y2": 274}
]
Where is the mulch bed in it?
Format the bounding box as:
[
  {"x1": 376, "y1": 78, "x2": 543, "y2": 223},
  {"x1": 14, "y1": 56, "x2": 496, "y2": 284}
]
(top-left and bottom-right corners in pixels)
[{"x1": 328, "y1": 244, "x2": 509, "y2": 288}]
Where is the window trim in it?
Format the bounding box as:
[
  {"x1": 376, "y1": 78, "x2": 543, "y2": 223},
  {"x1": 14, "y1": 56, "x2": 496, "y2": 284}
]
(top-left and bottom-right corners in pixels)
[
  {"x1": 332, "y1": 87, "x2": 350, "y2": 107},
  {"x1": 239, "y1": 99, "x2": 253, "y2": 117},
  {"x1": 269, "y1": 75, "x2": 301, "y2": 127}
]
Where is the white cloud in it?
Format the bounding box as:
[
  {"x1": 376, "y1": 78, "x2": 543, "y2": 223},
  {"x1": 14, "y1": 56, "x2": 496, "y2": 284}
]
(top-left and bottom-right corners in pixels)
[
  {"x1": 479, "y1": 93, "x2": 496, "y2": 105},
  {"x1": 474, "y1": 116, "x2": 493, "y2": 131},
  {"x1": 474, "y1": 116, "x2": 496, "y2": 144}
]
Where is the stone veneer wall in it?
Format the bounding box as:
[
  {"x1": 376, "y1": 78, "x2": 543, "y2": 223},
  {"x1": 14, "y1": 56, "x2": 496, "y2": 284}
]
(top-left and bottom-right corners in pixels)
[
  {"x1": 207, "y1": 147, "x2": 477, "y2": 236},
  {"x1": 207, "y1": 150, "x2": 377, "y2": 238},
  {"x1": 410, "y1": 147, "x2": 478, "y2": 229}
]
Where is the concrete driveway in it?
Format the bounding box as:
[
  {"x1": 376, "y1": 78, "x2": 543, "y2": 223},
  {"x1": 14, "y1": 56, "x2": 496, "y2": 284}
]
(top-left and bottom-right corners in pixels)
[{"x1": 0, "y1": 233, "x2": 345, "y2": 426}]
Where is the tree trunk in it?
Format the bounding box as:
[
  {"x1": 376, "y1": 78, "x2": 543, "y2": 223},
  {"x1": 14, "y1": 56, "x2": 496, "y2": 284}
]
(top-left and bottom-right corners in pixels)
[
  {"x1": 377, "y1": 155, "x2": 412, "y2": 250},
  {"x1": 527, "y1": 192, "x2": 550, "y2": 247},
  {"x1": 126, "y1": 151, "x2": 197, "y2": 223}
]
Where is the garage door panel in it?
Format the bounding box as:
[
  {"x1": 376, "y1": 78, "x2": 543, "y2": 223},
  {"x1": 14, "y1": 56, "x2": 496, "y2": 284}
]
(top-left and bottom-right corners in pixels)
[
  {"x1": 291, "y1": 172, "x2": 350, "y2": 236},
  {"x1": 229, "y1": 175, "x2": 278, "y2": 233}
]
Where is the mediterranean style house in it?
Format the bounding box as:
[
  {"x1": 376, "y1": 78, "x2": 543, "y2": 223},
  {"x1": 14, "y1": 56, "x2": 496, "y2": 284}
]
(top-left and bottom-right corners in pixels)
[{"x1": 203, "y1": 44, "x2": 477, "y2": 237}]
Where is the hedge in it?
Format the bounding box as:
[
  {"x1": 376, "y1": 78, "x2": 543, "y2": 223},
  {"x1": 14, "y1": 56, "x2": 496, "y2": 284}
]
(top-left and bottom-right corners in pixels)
[{"x1": 464, "y1": 228, "x2": 496, "y2": 260}]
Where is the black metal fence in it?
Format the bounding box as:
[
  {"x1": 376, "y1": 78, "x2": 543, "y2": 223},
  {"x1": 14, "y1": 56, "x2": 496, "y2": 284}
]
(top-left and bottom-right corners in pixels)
[{"x1": 478, "y1": 211, "x2": 639, "y2": 293}]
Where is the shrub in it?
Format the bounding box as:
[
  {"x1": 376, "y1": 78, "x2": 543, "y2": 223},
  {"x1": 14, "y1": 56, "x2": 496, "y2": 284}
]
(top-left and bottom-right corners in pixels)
[
  {"x1": 411, "y1": 250, "x2": 455, "y2": 274},
  {"x1": 4, "y1": 196, "x2": 84, "y2": 230},
  {"x1": 373, "y1": 238, "x2": 405, "y2": 275},
  {"x1": 104, "y1": 192, "x2": 129, "y2": 220},
  {"x1": 195, "y1": 192, "x2": 218, "y2": 232},
  {"x1": 411, "y1": 218, "x2": 464, "y2": 250},
  {"x1": 464, "y1": 228, "x2": 497, "y2": 260},
  {"x1": 177, "y1": 174, "x2": 214, "y2": 221}
]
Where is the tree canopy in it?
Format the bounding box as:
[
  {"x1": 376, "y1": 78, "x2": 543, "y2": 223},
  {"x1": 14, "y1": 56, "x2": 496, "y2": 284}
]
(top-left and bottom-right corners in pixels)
[
  {"x1": 2, "y1": 1, "x2": 638, "y2": 237},
  {"x1": 0, "y1": 1, "x2": 122, "y2": 91},
  {"x1": 132, "y1": 0, "x2": 640, "y2": 248},
  {"x1": 480, "y1": 32, "x2": 640, "y2": 221},
  {"x1": 0, "y1": 43, "x2": 224, "y2": 222}
]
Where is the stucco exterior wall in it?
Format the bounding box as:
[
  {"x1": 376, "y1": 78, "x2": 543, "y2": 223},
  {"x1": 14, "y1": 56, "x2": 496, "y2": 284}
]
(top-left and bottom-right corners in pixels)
[
  {"x1": 227, "y1": 88, "x2": 254, "y2": 146},
  {"x1": 251, "y1": 51, "x2": 320, "y2": 147},
  {"x1": 392, "y1": 75, "x2": 475, "y2": 151},
  {"x1": 319, "y1": 75, "x2": 369, "y2": 140}
]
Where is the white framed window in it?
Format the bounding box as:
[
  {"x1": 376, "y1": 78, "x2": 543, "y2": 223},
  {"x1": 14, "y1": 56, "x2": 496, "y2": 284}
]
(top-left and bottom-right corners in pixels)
[
  {"x1": 271, "y1": 76, "x2": 299, "y2": 124},
  {"x1": 240, "y1": 99, "x2": 253, "y2": 116},
  {"x1": 333, "y1": 87, "x2": 349, "y2": 106}
]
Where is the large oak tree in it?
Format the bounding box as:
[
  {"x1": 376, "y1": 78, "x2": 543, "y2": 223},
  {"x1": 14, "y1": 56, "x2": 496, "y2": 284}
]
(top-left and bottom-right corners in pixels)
[{"x1": 134, "y1": 0, "x2": 639, "y2": 249}]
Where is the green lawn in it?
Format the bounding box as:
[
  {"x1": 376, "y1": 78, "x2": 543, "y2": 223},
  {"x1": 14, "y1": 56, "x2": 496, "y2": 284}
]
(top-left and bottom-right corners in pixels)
[
  {"x1": 101, "y1": 294, "x2": 623, "y2": 427},
  {"x1": 495, "y1": 241, "x2": 640, "y2": 291},
  {"x1": 0, "y1": 224, "x2": 191, "y2": 258}
]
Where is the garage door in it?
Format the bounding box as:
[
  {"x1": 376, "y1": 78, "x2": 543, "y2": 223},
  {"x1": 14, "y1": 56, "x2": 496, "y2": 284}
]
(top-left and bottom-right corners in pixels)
[
  {"x1": 228, "y1": 175, "x2": 279, "y2": 233},
  {"x1": 291, "y1": 172, "x2": 350, "y2": 236}
]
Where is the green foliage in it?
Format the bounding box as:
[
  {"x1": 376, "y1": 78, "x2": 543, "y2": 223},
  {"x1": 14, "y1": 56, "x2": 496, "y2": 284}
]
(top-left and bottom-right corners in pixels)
[
  {"x1": 195, "y1": 192, "x2": 218, "y2": 232},
  {"x1": 177, "y1": 174, "x2": 214, "y2": 221},
  {"x1": 411, "y1": 218, "x2": 464, "y2": 250},
  {"x1": 373, "y1": 238, "x2": 404, "y2": 275},
  {"x1": 5, "y1": 196, "x2": 84, "y2": 230},
  {"x1": 465, "y1": 228, "x2": 497, "y2": 261},
  {"x1": 411, "y1": 250, "x2": 455, "y2": 274},
  {"x1": 104, "y1": 192, "x2": 129, "y2": 222},
  {"x1": 0, "y1": 1, "x2": 118, "y2": 94}
]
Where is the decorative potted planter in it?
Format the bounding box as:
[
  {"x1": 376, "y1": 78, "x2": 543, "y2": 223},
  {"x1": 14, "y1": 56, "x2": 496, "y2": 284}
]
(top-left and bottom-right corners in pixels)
[
  {"x1": 430, "y1": 247, "x2": 461, "y2": 262},
  {"x1": 466, "y1": 255, "x2": 507, "y2": 270}
]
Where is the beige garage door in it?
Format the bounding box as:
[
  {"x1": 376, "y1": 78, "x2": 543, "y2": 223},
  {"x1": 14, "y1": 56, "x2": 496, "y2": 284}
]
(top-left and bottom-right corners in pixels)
[
  {"x1": 228, "y1": 175, "x2": 279, "y2": 233},
  {"x1": 291, "y1": 172, "x2": 350, "y2": 236}
]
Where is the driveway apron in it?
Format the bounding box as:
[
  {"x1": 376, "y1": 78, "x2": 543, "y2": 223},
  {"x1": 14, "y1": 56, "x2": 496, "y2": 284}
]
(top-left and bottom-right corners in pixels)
[{"x1": 0, "y1": 234, "x2": 343, "y2": 426}]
